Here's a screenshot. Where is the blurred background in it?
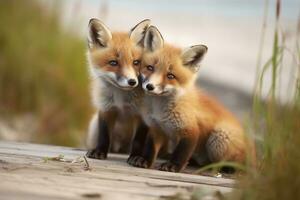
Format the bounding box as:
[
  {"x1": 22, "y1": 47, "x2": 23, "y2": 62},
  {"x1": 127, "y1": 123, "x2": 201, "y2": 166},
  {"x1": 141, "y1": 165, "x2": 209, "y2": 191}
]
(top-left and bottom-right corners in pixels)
[{"x1": 0, "y1": 0, "x2": 299, "y2": 147}]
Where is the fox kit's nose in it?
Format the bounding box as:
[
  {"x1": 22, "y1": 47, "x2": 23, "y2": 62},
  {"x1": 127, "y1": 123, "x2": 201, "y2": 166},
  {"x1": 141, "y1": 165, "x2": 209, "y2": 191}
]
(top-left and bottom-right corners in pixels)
[
  {"x1": 146, "y1": 84, "x2": 154, "y2": 91},
  {"x1": 128, "y1": 79, "x2": 137, "y2": 86}
]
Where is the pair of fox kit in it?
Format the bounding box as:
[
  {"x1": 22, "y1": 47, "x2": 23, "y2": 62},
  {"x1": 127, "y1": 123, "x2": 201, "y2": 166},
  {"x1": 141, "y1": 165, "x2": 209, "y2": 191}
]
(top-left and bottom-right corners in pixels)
[{"x1": 86, "y1": 18, "x2": 255, "y2": 172}]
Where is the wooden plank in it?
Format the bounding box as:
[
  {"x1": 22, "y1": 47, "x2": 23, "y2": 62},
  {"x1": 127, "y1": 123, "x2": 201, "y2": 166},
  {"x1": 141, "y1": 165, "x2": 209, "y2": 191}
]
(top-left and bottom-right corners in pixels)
[{"x1": 0, "y1": 141, "x2": 236, "y2": 200}]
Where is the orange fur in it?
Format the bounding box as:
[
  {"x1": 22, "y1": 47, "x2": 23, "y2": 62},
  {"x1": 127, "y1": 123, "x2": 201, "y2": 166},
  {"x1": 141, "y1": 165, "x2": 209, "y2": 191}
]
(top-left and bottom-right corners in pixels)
[
  {"x1": 141, "y1": 45, "x2": 192, "y2": 87},
  {"x1": 90, "y1": 33, "x2": 142, "y2": 77}
]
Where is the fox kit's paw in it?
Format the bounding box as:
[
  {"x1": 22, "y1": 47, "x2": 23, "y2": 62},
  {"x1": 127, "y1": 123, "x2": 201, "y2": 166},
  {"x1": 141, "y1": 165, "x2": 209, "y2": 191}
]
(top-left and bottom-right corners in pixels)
[
  {"x1": 159, "y1": 161, "x2": 182, "y2": 172},
  {"x1": 128, "y1": 156, "x2": 151, "y2": 168},
  {"x1": 86, "y1": 149, "x2": 107, "y2": 160},
  {"x1": 127, "y1": 155, "x2": 140, "y2": 165}
]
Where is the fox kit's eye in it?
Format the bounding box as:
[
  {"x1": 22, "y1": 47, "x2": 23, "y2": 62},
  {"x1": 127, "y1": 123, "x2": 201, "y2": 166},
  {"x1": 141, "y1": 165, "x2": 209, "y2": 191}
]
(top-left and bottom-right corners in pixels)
[
  {"x1": 167, "y1": 73, "x2": 175, "y2": 80},
  {"x1": 147, "y1": 65, "x2": 154, "y2": 72},
  {"x1": 133, "y1": 60, "x2": 140, "y2": 66},
  {"x1": 109, "y1": 60, "x2": 118, "y2": 66}
]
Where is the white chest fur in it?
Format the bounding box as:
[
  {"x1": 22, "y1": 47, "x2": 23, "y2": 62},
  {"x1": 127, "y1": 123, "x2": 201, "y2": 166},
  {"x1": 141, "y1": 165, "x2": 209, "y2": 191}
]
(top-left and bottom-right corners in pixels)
[
  {"x1": 142, "y1": 95, "x2": 185, "y2": 136},
  {"x1": 92, "y1": 79, "x2": 141, "y2": 114}
]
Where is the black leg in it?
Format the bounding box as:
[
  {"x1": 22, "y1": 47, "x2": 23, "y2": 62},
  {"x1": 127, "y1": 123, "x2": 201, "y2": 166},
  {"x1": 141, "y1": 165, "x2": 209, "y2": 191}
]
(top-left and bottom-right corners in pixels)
[
  {"x1": 130, "y1": 133, "x2": 158, "y2": 168},
  {"x1": 127, "y1": 121, "x2": 149, "y2": 165},
  {"x1": 86, "y1": 114, "x2": 110, "y2": 159},
  {"x1": 160, "y1": 136, "x2": 197, "y2": 172}
]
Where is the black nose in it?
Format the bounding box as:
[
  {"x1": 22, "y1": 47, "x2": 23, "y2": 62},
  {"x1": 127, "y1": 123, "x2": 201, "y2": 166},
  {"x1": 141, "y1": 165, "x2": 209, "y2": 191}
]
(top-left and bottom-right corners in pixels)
[
  {"x1": 128, "y1": 79, "x2": 137, "y2": 86},
  {"x1": 146, "y1": 84, "x2": 154, "y2": 91}
]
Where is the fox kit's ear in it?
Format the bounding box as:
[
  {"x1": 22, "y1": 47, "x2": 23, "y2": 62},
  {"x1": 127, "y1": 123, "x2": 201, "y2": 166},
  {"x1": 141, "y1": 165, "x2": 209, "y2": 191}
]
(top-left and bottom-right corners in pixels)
[
  {"x1": 88, "y1": 18, "x2": 112, "y2": 49},
  {"x1": 130, "y1": 19, "x2": 151, "y2": 46},
  {"x1": 181, "y1": 45, "x2": 208, "y2": 72},
  {"x1": 144, "y1": 26, "x2": 164, "y2": 52}
]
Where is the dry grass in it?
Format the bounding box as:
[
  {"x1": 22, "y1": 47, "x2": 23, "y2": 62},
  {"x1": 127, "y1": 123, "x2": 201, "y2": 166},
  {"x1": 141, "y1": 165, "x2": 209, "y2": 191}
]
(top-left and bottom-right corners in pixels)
[
  {"x1": 233, "y1": 0, "x2": 300, "y2": 199},
  {"x1": 0, "y1": 0, "x2": 91, "y2": 146},
  {"x1": 193, "y1": 0, "x2": 300, "y2": 199}
]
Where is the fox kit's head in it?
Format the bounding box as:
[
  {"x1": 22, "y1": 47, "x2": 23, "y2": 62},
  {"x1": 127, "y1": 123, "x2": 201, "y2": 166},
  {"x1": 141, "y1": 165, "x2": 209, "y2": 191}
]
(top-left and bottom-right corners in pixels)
[
  {"x1": 87, "y1": 18, "x2": 150, "y2": 90},
  {"x1": 140, "y1": 26, "x2": 208, "y2": 96}
]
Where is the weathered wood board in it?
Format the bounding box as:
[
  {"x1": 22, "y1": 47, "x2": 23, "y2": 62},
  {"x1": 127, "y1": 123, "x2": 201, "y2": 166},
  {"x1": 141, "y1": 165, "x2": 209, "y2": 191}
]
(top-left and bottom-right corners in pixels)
[{"x1": 0, "y1": 141, "x2": 235, "y2": 200}]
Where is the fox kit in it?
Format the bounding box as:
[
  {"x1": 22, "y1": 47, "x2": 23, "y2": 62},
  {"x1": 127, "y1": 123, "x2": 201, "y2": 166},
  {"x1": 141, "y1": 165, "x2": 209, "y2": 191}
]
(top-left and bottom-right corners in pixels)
[
  {"x1": 130, "y1": 26, "x2": 255, "y2": 172},
  {"x1": 86, "y1": 19, "x2": 150, "y2": 159}
]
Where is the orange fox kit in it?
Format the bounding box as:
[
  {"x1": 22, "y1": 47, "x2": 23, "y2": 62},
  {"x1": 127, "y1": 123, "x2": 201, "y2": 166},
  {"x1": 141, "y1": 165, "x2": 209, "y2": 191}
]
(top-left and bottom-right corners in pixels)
[
  {"x1": 86, "y1": 19, "x2": 150, "y2": 159},
  {"x1": 130, "y1": 26, "x2": 254, "y2": 172}
]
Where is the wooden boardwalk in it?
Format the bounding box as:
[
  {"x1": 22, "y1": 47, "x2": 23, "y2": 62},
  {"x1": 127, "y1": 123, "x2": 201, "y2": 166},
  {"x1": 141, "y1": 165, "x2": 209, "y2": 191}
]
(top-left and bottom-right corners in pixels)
[{"x1": 0, "y1": 141, "x2": 235, "y2": 200}]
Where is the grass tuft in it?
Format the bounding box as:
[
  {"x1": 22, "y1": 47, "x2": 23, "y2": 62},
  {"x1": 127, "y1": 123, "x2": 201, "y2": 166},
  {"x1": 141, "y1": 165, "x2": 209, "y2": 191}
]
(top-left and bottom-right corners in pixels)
[
  {"x1": 0, "y1": 0, "x2": 91, "y2": 146},
  {"x1": 234, "y1": 0, "x2": 300, "y2": 199}
]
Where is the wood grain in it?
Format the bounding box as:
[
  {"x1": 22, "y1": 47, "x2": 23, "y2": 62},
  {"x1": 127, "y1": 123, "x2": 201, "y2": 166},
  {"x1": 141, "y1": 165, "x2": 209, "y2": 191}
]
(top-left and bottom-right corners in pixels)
[{"x1": 0, "y1": 141, "x2": 235, "y2": 200}]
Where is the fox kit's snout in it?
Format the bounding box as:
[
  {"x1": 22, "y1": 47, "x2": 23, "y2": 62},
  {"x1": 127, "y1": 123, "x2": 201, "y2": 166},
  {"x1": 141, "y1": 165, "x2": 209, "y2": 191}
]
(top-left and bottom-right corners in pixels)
[
  {"x1": 87, "y1": 18, "x2": 150, "y2": 89},
  {"x1": 140, "y1": 26, "x2": 208, "y2": 96}
]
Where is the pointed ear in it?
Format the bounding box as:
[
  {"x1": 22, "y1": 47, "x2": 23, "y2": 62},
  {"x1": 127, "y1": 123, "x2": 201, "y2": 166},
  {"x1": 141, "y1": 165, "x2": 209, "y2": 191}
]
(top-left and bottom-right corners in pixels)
[
  {"x1": 144, "y1": 26, "x2": 164, "y2": 52},
  {"x1": 181, "y1": 45, "x2": 208, "y2": 72},
  {"x1": 129, "y1": 19, "x2": 151, "y2": 46},
  {"x1": 87, "y1": 18, "x2": 112, "y2": 49}
]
